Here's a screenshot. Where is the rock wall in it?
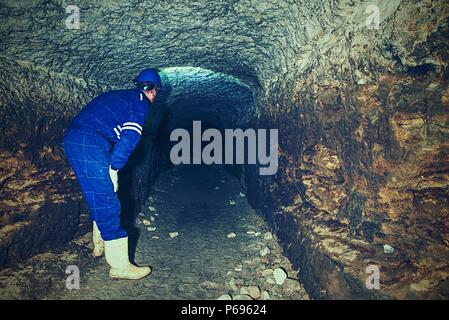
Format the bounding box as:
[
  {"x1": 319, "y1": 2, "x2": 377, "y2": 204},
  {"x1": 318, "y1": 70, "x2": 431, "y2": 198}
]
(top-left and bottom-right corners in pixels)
[
  {"x1": 249, "y1": 1, "x2": 449, "y2": 299},
  {"x1": 0, "y1": 56, "x2": 107, "y2": 266}
]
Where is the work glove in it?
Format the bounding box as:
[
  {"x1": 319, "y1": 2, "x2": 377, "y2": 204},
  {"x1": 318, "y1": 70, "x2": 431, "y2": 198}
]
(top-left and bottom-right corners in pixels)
[{"x1": 109, "y1": 166, "x2": 119, "y2": 192}]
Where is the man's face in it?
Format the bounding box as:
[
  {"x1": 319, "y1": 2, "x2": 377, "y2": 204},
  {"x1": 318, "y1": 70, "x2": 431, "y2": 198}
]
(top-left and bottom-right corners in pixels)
[{"x1": 145, "y1": 88, "x2": 158, "y2": 103}]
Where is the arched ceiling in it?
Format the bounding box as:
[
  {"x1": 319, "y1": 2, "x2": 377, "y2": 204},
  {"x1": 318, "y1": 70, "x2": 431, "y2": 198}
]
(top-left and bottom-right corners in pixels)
[{"x1": 0, "y1": 0, "x2": 329, "y2": 92}]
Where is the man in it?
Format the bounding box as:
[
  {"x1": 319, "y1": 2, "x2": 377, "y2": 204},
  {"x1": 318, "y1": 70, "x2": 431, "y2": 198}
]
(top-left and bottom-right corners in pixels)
[{"x1": 63, "y1": 68, "x2": 161, "y2": 280}]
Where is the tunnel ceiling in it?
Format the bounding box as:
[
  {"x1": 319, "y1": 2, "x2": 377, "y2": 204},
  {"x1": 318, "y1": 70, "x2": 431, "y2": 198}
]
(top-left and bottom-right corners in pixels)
[
  {"x1": 0, "y1": 0, "x2": 408, "y2": 96},
  {"x1": 1, "y1": 0, "x2": 447, "y2": 107},
  {"x1": 0, "y1": 0, "x2": 315, "y2": 90}
]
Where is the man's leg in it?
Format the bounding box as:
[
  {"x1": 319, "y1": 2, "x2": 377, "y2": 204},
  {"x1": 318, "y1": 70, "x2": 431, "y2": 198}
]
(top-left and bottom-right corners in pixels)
[
  {"x1": 63, "y1": 132, "x2": 104, "y2": 257},
  {"x1": 63, "y1": 131, "x2": 150, "y2": 280},
  {"x1": 63, "y1": 131, "x2": 127, "y2": 237},
  {"x1": 83, "y1": 144, "x2": 151, "y2": 280}
]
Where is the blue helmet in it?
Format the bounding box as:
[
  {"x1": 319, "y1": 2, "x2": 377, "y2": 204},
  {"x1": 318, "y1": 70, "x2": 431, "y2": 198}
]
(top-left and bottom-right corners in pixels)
[{"x1": 134, "y1": 68, "x2": 162, "y2": 91}]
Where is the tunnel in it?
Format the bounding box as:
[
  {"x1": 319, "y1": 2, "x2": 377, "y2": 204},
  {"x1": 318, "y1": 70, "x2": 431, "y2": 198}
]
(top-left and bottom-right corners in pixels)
[{"x1": 0, "y1": 0, "x2": 449, "y2": 301}]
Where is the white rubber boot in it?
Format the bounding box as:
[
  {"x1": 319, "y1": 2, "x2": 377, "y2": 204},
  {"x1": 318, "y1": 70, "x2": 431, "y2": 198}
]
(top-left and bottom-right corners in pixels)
[
  {"x1": 104, "y1": 237, "x2": 151, "y2": 280},
  {"x1": 92, "y1": 221, "x2": 104, "y2": 258}
]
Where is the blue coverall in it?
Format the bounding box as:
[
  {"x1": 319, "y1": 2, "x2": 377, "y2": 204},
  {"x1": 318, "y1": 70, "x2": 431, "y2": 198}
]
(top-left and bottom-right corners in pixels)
[{"x1": 63, "y1": 89, "x2": 150, "y2": 241}]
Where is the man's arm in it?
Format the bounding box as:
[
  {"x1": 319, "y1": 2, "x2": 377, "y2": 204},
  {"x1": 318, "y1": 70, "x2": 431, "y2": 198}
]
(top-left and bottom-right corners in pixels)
[{"x1": 110, "y1": 99, "x2": 145, "y2": 171}]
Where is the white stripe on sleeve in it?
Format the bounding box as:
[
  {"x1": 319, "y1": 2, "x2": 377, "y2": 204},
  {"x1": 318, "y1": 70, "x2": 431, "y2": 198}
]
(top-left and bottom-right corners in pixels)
[
  {"x1": 113, "y1": 128, "x2": 121, "y2": 138},
  {"x1": 122, "y1": 122, "x2": 143, "y2": 131},
  {"x1": 121, "y1": 126, "x2": 142, "y2": 135}
]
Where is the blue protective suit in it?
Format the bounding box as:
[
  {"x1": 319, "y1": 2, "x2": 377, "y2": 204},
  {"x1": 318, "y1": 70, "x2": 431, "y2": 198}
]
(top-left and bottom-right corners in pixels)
[{"x1": 63, "y1": 88, "x2": 150, "y2": 241}]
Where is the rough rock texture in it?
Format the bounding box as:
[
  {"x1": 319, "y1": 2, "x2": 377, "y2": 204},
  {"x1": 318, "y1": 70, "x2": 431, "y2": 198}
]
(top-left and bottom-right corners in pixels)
[
  {"x1": 0, "y1": 149, "x2": 87, "y2": 266},
  {"x1": 1, "y1": 0, "x2": 448, "y2": 299},
  {"x1": 250, "y1": 1, "x2": 449, "y2": 299},
  {"x1": 0, "y1": 56, "x2": 106, "y2": 266}
]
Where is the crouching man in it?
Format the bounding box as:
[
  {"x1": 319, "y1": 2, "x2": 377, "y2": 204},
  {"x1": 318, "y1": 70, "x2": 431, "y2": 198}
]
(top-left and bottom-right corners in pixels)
[{"x1": 62, "y1": 68, "x2": 161, "y2": 280}]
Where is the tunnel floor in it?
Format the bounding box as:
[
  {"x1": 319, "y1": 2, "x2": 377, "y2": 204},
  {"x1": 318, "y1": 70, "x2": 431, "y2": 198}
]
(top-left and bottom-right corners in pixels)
[{"x1": 0, "y1": 165, "x2": 309, "y2": 300}]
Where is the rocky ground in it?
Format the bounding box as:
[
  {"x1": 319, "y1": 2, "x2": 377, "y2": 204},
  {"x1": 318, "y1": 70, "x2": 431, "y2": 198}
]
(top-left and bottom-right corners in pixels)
[{"x1": 0, "y1": 164, "x2": 309, "y2": 300}]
